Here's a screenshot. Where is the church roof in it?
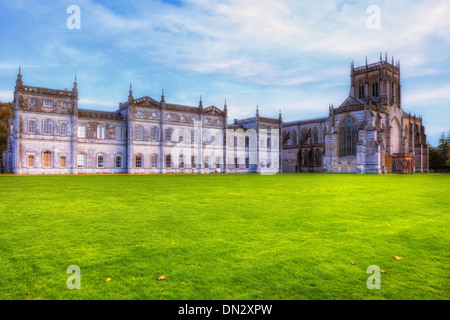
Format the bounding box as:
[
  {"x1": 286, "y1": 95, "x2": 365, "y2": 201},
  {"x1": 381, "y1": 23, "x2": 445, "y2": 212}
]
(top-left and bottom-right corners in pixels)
[{"x1": 338, "y1": 95, "x2": 364, "y2": 108}]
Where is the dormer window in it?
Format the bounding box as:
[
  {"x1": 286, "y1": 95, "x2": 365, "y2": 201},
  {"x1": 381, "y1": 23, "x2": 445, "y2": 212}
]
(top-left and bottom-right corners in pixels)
[{"x1": 44, "y1": 100, "x2": 54, "y2": 107}]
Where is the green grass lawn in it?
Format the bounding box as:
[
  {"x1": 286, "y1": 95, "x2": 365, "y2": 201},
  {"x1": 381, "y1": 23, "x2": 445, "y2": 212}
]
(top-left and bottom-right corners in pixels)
[{"x1": 0, "y1": 173, "x2": 448, "y2": 300}]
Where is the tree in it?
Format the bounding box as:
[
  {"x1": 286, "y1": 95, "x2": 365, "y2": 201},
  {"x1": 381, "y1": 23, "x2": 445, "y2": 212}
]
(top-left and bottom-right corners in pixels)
[
  {"x1": 430, "y1": 131, "x2": 450, "y2": 172},
  {"x1": 0, "y1": 101, "x2": 13, "y2": 164}
]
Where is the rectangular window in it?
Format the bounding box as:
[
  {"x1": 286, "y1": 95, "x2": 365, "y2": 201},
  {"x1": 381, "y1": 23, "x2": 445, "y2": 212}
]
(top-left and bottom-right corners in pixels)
[
  {"x1": 61, "y1": 124, "x2": 67, "y2": 136},
  {"x1": 97, "y1": 154, "x2": 105, "y2": 168},
  {"x1": 78, "y1": 125, "x2": 86, "y2": 138},
  {"x1": 60, "y1": 156, "x2": 66, "y2": 168},
  {"x1": 28, "y1": 122, "x2": 36, "y2": 134},
  {"x1": 27, "y1": 155, "x2": 35, "y2": 168},
  {"x1": 151, "y1": 155, "x2": 158, "y2": 168},
  {"x1": 97, "y1": 126, "x2": 106, "y2": 139},
  {"x1": 77, "y1": 154, "x2": 86, "y2": 168},
  {"x1": 115, "y1": 155, "x2": 122, "y2": 168},
  {"x1": 44, "y1": 100, "x2": 54, "y2": 107},
  {"x1": 116, "y1": 127, "x2": 123, "y2": 140}
]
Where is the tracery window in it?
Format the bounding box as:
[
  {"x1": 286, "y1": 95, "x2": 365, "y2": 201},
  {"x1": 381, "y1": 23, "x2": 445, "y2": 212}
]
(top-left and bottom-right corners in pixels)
[
  {"x1": 338, "y1": 115, "x2": 359, "y2": 156},
  {"x1": 358, "y1": 83, "x2": 365, "y2": 100}
]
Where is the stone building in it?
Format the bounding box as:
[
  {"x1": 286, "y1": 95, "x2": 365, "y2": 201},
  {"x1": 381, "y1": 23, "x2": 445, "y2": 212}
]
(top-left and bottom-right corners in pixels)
[
  {"x1": 281, "y1": 55, "x2": 429, "y2": 174},
  {"x1": 3, "y1": 56, "x2": 429, "y2": 174}
]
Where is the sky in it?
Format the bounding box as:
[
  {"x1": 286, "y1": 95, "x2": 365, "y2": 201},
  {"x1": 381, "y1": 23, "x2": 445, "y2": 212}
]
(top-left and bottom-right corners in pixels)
[{"x1": 0, "y1": 0, "x2": 449, "y2": 146}]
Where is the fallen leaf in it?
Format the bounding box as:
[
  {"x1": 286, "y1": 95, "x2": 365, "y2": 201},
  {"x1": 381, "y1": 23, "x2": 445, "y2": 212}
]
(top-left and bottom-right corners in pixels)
[
  {"x1": 380, "y1": 270, "x2": 387, "y2": 274},
  {"x1": 190, "y1": 265, "x2": 194, "y2": 267},
  {"x1": 351, "y1": 261, "x2": 355, "y2": 265},
  {"x1": 393, "y1": 255, "x2": 402, "y2": 260},
  {"x1": 106, "y1": 277, "x2": 112, "y2": 282},
  {"x1": 27, "y1": 292, "x2": 31, "y2": 295},
  {"x1": 157, "y1": 275, "x2": 166, "y2": 281},
  {"x1": 326, "y1": 232, "x2": 329, "y2": 235}
]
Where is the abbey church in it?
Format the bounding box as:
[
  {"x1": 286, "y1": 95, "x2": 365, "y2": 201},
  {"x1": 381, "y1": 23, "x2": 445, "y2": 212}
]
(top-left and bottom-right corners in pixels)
[{"x1": 3, "y1": 55, "x2": 429, "y2": 174}]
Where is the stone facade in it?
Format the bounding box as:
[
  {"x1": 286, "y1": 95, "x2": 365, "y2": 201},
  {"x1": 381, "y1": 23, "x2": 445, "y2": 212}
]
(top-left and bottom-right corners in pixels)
[
  {"x1": 280, "y1": 56, "x2": 429, "y2": 174},
  {"x1": 3, "y1": 56, "x2": 429, "y2": 174}
]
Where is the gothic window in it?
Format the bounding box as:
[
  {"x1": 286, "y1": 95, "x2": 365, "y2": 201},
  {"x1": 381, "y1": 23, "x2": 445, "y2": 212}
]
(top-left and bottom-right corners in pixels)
[
  {"x1": 338, "y1": 115, "x2": 359, "y2": 156},
  {"x1": 358, "y1": 83, "x2": 365, "y2": 100},
  {"x1": 27, "y1": 155, "x2": 35, "y2": 168},
  {"x1": 245, "y1": 136, "x2": 250, "y2": 148},
  {"x1": 372, "y1": 80, "x2": 379, "y2": 99},
  {"x1": 312, "y1": 128, "x2": 319, "y2": 144},
  {"x1": 136, "y1": 154, "x2": 143, "y2": 168},
  {"x1": 151, "y1": 126, "x2": 159, "y2": 141},
  {"x1": 165, "y1": 128, "x2": 173, "y2": 142},
  {"x1": 97, "y1": 125, "x2": 106, "y2": 139},
  {"x1": 97, "y1": 153, "x2": 105, "y2": 168},
  {"x1": 315, "y1": 149, "x2": 322, "y2": 166},
  {"x1": 267, "y1": 138, "x2": 271, "y2": 148},
  {"x1": 60, "y1": 124, "x2": 67, "y2": 136},
  {"x1": 165, "y1": 154, "x2": 172, "y2": 168},
  {"x1": 151, "y1": 154, "x2": 158, "y2": 168},
  {"x1": 28, "y1": 121, "x2": 36, "y2": 134},
  {"x1": 43, "y1": 151, "x2": 52, "y2": 168},
  {"x1": 77, "y1": 153, "x2": 86, "y2": 168},
  {"x1": 292, "y1": 130, "x2": 298, "y2": 145},
  {"x1": 135, "y1": 125, "x2": 144, "y2": 140},
  {"x1": 78, "y1": 125, "x2": 86, "y2": 138},
  {"x1": 245, "y1": 157, "x2": 249, "y2": 169},
  {"x1": 43, "y1": 119, "x2": 53, "y2": 135}
]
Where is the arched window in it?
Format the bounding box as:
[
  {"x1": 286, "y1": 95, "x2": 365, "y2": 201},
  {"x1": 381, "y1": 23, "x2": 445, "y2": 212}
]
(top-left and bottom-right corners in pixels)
[
  {"x1": 151, "y1": 154, "x2": 158, "y2": 168},
  {"x1": 165, "y1": 154, "x2": 172, "y2": 168},
  {"x1": 135, "y1": 125, "x2": 144, "y2": 140},
  {"x1": 28, "y1": 121, "x2": 36, "y2": 134},
  {"x1": 315, "y1": 149, "x2": 322, "y2": 166},
  {"x1": 97, "y1": 153, "x2": 105, "y2": 168},
  {"x1": 179, "y1": 154, "x2": 185, "y2": 168},
  {"x1": 292, "y1": 130, "x2": 298, "y2": 145},
  {"x1": 136, "y1": 154, "x2": 143, "y2": 168},
  {"x1": 165, "y1": 128, "x2": 173, "y2": 142},
  {"x1": 339, "y1": 115, "x2": 359, "y2": 156},
  {"x1": 43, "y1": 119, "x2": 53, "y2": 135},
  {"x1": 372, "y1": 80, "x2": 379, "y2": 99},
  {"x1": 151, "y1": 126, "x2": 159, "y2": 141},
  {"x1": 43, "y1": 151, "x2": 52, "y2": 168},
  {"x1": 358, "y1": 83, "x2": 365, "y2": 100},
  {"x1": 312, "y1": 128, "x2": 319, "y2": 144}
]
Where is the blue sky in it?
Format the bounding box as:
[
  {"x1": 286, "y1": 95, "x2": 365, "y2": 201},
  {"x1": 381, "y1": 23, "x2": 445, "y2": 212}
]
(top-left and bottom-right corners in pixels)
[{"x1": 0, "y1": 0, "x2": 449, "y2": 146}]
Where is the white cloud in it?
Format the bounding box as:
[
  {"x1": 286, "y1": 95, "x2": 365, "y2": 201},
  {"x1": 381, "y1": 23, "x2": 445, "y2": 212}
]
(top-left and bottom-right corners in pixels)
[{"x1": 0, "y1": 90, "x2": 13, "y2": 102}]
